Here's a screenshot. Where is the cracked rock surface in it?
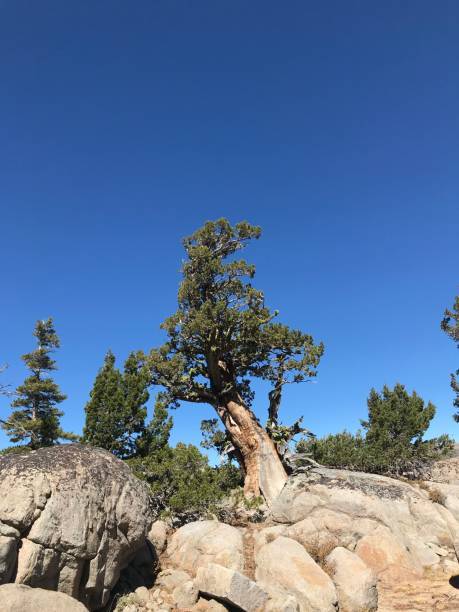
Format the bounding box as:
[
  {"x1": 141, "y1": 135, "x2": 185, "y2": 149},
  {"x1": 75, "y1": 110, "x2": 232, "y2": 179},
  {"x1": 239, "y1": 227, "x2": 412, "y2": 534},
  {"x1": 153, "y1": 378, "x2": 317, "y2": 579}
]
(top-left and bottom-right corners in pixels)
[{"x1": 0, "y1": 444, "x2": 154, "y2": 610}]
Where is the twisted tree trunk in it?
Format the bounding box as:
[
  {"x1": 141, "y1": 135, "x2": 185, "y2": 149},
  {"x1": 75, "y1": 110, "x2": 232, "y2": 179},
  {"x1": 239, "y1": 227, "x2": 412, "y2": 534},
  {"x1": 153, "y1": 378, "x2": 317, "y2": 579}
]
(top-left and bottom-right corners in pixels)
[
  {"x1": 216, "y1": 398, "x2": 287, "y2": 505},
  {"x1": 207, "y1": 353, "x2": 287, "y2": 505}
]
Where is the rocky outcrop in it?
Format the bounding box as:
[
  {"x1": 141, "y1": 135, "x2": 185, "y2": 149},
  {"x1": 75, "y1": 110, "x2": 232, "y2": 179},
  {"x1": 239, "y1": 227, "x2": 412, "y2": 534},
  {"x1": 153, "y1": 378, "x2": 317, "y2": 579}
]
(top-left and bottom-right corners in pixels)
[
  {"x1": 113, "y1": 459, "x2": 459, "y2": 612},
  {"x1": 6, "y1": 446, "x2": 459, "y2": 611},
  {"x1": 0, "y1": 444, "x2": 154, "y2": 610},
  {"x1": 0, "y1": 583, "x2": 88, "y2": 611},
  {"x1": 271, "y1": 466, "x2": 459, "y2": 574}
]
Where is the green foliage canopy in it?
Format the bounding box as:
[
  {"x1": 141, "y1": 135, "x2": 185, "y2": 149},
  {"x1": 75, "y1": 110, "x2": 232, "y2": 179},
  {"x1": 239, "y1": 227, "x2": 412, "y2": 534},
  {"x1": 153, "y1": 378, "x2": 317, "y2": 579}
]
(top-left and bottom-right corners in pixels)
[
  {"x1": 83, "y1": 350, "x2": 149, "y2": 458},
  {"x1": 136, "y1": 393, "x2": 174, "y2": 457},
  {"x1": 362, "y1": 384, "x2": 436, "y2": 450},
  {"x1": 148, "y1": 218, "x2": 324, "y2": 437}
]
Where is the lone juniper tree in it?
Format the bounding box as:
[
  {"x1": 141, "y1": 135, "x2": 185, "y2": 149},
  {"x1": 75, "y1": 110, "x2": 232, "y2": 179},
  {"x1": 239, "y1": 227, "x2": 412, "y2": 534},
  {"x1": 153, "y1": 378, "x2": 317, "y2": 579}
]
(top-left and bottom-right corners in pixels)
[
  {"x1": 442, "y1": 294, "x2": 459, "y2": 422},
  {"x1": 1, "y1": 318, "x2": 71, "y2": 448},
  {"x1": 148, "y1": 219, "x2": 323, "y2": 504}
]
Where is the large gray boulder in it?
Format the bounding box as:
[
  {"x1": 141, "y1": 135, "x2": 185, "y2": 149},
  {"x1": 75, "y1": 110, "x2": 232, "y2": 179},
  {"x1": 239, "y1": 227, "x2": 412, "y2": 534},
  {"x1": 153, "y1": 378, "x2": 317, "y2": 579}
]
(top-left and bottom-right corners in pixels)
[
  {"x1": 0, "y1": 583, "x2": 88, "y2": 611},
  {"x1": 0, "y1": 444, "x2": 154, "y2": 610}
]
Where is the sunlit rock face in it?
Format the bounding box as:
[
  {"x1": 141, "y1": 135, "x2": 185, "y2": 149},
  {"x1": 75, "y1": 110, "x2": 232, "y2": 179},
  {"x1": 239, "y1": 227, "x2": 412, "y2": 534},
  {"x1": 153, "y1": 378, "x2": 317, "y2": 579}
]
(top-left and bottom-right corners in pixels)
[{"x1": 0, "y1": 444, "x2": 154, "y2": 610}]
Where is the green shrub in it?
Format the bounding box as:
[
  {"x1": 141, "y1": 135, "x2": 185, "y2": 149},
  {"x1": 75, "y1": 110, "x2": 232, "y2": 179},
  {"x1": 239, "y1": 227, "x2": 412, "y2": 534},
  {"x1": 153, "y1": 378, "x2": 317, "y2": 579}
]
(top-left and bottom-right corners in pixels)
[
  {"x1": 297, "y1": 430, "x2": 367, "y2": 470},
  {"x1": 297, "y1": 384, "x2": 455, "y2": 478},
  {"x1": 128, "y1": 442, "x2": 242, "y2": 525}
]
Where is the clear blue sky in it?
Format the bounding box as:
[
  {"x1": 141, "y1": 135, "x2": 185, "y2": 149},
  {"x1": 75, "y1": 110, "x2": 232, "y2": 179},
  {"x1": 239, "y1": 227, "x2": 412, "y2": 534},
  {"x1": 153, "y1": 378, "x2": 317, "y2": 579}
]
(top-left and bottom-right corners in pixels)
[{"x1": 1, "y1": 1, "x2": 458, "y2": 451}]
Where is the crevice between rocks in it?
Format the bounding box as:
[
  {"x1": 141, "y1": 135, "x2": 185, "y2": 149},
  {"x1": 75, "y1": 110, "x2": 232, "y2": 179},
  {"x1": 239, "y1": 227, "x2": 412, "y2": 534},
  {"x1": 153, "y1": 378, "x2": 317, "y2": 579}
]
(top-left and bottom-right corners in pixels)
[{"x1": 242, "y1": 526, "x2": 256, "y2": 581}]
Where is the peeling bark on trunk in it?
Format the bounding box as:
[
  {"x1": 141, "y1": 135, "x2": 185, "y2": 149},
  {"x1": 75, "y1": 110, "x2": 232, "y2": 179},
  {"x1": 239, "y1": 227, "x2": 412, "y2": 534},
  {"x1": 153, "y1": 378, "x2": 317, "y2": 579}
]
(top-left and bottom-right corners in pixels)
[
  {"x1": 216, "y1": 399, "x2": 287, "y2": 506},
  {"x1": 206, "y1": 352, "x2": 287, "y2": 506}
]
